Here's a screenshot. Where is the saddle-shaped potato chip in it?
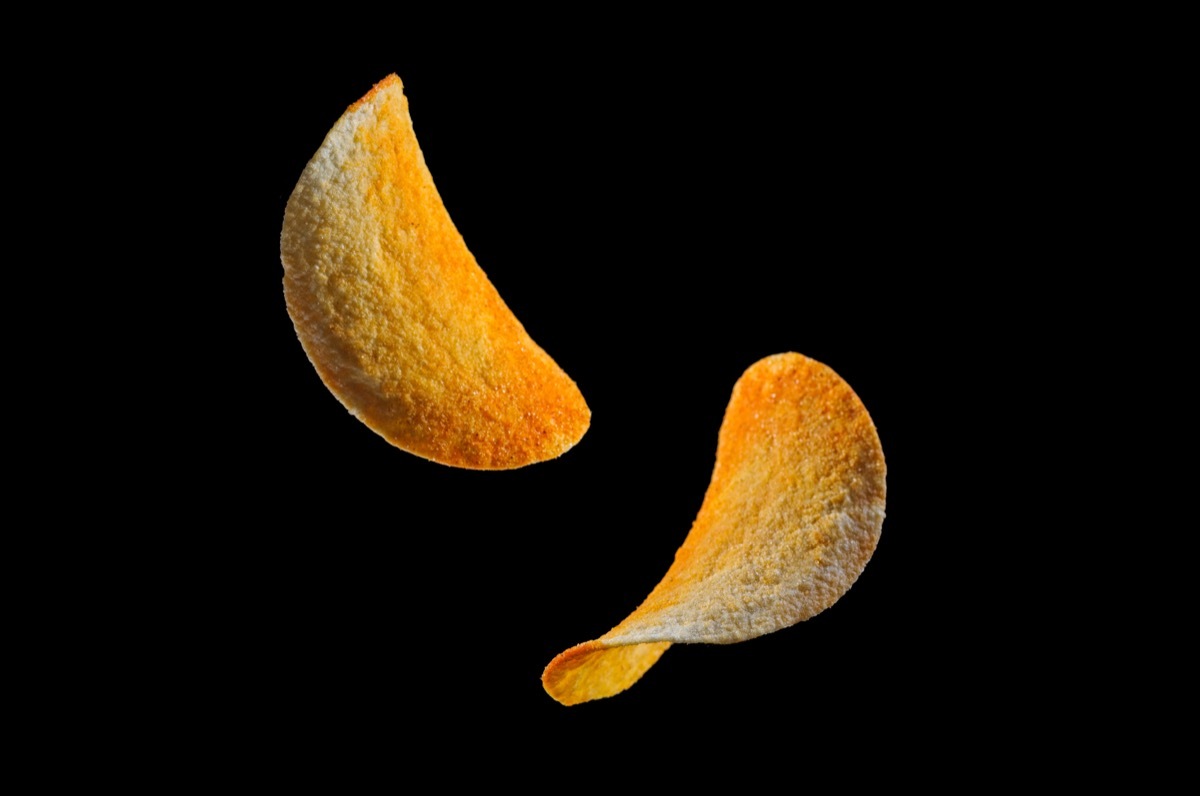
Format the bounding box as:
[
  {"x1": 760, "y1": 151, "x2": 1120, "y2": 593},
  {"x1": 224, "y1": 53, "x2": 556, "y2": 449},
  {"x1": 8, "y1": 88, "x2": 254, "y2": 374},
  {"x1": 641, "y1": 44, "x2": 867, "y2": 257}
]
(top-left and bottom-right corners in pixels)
[
  {"x1": 281, "y1": 75, "x2": 590, "y2": 469},
  {"x1": 543, "y1": 352, "x2": 886, "y2": 704}
]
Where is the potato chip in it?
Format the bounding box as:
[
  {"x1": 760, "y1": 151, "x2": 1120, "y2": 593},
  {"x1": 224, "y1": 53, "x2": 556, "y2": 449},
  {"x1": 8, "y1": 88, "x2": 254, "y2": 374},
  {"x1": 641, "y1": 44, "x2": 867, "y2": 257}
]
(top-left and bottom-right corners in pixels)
[
  {"x1": 281, "y1": 75, "x2": 590, "y2": 469},
  {"x1": 542, "y1": 352, "x2": 886, "y2": 704}
]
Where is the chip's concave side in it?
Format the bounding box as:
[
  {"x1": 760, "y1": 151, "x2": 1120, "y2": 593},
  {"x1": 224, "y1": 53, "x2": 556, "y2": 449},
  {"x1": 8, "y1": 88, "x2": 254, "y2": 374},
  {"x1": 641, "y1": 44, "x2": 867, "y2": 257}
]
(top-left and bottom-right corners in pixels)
[
  {"x1": 281, "y1": 74, "x2": 590, "y2": 469},
  {"x1": 542, "y1": 353, "x2": 886, "y2": 705}
]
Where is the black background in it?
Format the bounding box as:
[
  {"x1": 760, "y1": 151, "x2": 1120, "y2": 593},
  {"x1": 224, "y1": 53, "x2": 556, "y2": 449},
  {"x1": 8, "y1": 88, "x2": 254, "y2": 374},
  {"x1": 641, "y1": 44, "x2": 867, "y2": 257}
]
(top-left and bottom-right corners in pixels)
[
  {"x1": 179, "y1": 47, "x2": 1023, "y2": 762},
  {"x1": 19, "y1": 15, "x2": 1164, "y2": 776}
]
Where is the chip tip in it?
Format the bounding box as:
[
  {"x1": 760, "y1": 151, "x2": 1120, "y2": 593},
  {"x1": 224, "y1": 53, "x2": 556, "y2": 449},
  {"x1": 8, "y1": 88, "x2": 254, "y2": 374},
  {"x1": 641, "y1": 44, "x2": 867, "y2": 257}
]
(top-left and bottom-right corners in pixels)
[
  {"x1": 348, "y1": 73, "x2": 402, "y2": 113},
  {"x1": 542, "y1": 640, "x2": 672, "y2": 706}
]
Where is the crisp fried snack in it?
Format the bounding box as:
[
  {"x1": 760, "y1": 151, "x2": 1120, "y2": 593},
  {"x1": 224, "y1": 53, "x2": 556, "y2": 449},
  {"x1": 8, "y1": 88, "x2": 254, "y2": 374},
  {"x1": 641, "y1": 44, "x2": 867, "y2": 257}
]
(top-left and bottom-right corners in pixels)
[
  {"x1": 281, "y1": 75, "x2": 590, "y2": 469},
  {"x1": 543, "y1": 353, "x2": 886, "y2": 704}
]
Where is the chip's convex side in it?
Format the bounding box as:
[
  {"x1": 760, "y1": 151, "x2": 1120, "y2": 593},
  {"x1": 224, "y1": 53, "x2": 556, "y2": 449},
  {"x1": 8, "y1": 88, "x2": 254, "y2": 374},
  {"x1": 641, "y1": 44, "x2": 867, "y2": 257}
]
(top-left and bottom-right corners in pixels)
[
  {"x1": 281, "y1": 74, "x2": 590, "y2": 469},
  {"x1": 542, "y1": 352, "x2": 887, "y2": 705}
]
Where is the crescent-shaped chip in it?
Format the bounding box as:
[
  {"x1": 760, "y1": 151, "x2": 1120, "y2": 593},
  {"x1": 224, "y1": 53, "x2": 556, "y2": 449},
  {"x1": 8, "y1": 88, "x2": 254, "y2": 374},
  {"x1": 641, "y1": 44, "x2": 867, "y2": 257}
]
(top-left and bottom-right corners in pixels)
[
  {"x1": 281, "y1": 75, "x2": 590, "y2": 469},
  {"x1": 542, "y1": 352, "x2": 886, "y2": 704}
]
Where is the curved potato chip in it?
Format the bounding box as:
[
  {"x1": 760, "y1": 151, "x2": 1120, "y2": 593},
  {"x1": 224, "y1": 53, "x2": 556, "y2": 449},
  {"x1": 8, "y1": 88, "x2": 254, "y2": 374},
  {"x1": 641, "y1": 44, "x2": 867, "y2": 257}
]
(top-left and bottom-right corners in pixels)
[
  {"x1": 281, "y1": 75, "x2": 590, "y2": 469},
  {"x1": 542, "y1": 352, "x2": 886, "y2": 705}
]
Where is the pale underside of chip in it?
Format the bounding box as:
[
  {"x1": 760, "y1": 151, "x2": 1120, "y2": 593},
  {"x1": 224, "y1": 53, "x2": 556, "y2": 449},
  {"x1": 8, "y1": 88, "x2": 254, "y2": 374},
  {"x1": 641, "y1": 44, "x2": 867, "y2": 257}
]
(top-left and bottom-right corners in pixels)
[
  {"x1": 542, "y1": 352, "x2": 886, "y2": 705},
  {"x1": 281, "y1": 75, "x2": 590, "y2": 469}
]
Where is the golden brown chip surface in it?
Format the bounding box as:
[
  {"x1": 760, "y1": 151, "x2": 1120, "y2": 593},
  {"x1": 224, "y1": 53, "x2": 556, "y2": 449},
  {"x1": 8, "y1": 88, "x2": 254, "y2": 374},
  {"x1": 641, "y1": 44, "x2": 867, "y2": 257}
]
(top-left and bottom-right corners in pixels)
[
  {"x1": 281, "y1": 75, "x2": 590, "y2": 469},
  {"x1": 542, "y1": 352, "x2": 886, "y2": 705}
]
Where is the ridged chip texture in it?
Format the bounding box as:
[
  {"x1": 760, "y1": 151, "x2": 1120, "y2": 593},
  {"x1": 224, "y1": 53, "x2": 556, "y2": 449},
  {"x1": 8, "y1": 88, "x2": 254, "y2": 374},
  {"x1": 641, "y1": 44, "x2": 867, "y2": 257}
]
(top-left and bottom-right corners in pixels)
[
  {"x1": 543, "y1": 352, "x2": 886, "y2": 704},
  {"x1": 281, "y1": 74, "x2": 590, "y2": 469}
]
